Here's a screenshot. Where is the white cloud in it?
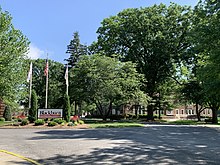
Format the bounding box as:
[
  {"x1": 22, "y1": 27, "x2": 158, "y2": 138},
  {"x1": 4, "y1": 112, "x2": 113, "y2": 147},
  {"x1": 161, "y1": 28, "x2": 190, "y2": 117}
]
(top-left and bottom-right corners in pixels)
[{"x1": 27, "y1": 44, "x2": 44, "y2": 59}]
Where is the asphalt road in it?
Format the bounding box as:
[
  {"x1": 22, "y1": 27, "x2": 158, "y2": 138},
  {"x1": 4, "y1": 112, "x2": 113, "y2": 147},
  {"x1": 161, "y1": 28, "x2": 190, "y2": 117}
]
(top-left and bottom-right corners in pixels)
[{"x1": 0, "y1": 125, "x2": 220, "y2": 165}]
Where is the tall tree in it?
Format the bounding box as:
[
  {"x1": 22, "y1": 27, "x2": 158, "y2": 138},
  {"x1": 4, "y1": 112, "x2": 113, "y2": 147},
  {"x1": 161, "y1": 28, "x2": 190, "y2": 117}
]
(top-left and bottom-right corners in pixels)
[
  {"x1": 31, "y1": 59, "x2": 64, "y2": 108},
  {"x1": 69, "y1": 54, "x2": 148, "y2": 120},
  {"x1": 63, "y1": 94, "x2": 70, "y2": 122},
  {"x1": 0, "y1": 8, "x2": 29, "y2": 103},
  {"x1": 28, "y1": 90, "x2": 37, "y2": 123},
  {"x1": 193, "y1": 0, "x2": 220, "y2": 123},
  {"x1": 66, "y1": 31, "x2": 88, "y2": 68},
  {"x1": 95, "y1": 4, "x2": 193, "y2": 120}
]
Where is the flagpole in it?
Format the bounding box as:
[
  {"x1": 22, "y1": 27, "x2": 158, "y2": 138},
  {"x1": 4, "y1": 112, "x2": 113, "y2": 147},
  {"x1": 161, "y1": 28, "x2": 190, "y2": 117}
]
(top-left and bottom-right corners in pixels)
[
  {"x1": 65, "y1": 64, "x2": 69, "y2": 96},
  {"x1": 29, "y1": 72, "x2": 32, "y2": 108},
  {"x1": 45, "y1": 55, "x2": 48, "y2": 109},
  {"x1": 28, "y1": 62, "x2": 33, "y2": 109}
]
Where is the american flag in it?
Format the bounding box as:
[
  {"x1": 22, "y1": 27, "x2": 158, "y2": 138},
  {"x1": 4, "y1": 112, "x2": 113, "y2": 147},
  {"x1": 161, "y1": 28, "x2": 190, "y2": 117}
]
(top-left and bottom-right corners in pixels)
[{"x1": 44, "y1": 59, "x2": 48, "y2": 76}]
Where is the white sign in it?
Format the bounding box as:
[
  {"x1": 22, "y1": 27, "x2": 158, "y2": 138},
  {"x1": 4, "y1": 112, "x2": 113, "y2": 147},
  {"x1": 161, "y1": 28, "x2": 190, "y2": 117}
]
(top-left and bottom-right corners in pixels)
[{"x1": 38, "y1": 109, "x2": 63, "y2": 119}]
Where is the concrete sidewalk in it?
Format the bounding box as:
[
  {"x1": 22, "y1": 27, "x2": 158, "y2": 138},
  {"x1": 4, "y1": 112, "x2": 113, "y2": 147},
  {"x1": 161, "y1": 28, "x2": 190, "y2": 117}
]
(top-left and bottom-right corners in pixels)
[{"x1": 0, "y1": 151, "x2": 38, "y2": 165}]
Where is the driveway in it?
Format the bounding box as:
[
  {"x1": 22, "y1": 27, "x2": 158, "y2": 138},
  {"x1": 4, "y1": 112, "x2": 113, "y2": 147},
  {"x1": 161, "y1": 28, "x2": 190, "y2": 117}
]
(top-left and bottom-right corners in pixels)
[{"x1": 0, "y1": 125, "x2": 220, "y2": 164}]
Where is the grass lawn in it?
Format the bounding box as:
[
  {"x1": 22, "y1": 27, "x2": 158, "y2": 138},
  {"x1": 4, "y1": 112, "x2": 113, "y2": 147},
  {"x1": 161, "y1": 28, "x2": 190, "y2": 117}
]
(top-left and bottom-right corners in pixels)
[
  {"x1": 0, "y1": 121, "x2": 14, "y2": 126},
  {"x1": 89, "y1": 122, "x2": 144, "y2": 128}
]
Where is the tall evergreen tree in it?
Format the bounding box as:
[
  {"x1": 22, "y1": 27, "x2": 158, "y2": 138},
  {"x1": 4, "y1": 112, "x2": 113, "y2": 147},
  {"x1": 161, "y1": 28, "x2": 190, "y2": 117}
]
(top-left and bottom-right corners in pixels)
[
  {"x1": 28, "y1": 90, "x2": 38, "y2": 123},
  {"x1": 63, "y1": 94, "x2": 70, "y2": 122},
  {"x1": 65, "y1": 31, "x2": 88, "y2": 68}
]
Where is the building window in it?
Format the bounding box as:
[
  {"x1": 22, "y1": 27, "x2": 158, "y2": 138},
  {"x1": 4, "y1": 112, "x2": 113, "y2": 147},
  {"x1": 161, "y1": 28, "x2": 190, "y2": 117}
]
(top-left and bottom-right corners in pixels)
[
  {"x1": 185, "y1": 109, "x2": 188, "y2": 114},
  {"x1": 176, "y1": 109, "x2": 179, "y2": 114},
  {"x1": 181, "y1": 109, "x2": 184, "y2": 114},
  {"x1": 192, "y1": 110, "x2": 195, "y2": 115}
]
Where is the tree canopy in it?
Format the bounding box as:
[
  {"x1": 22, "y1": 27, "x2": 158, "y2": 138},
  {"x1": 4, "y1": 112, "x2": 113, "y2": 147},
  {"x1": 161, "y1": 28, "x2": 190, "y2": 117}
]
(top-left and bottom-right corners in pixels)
[
  {"x1": 0, "y1": 8, "x2": 29, "y2": 104},
  {"x1": 94, "y1": 3, "x2": 193, "y2": 119},
  {"x1": 69, "y1": 54, "x2": 147, "y2": 120}
]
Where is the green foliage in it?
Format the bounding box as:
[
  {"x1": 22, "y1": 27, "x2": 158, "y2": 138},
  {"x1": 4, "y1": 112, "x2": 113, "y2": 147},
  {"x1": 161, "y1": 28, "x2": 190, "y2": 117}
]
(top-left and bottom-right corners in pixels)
[
  {"x1": 34, "y1": 119, "x2": 45, "y2": 126},
  {"x1": 66, "y1": 31, "x2": 88, "y2": 68},
  {"x1": 67, "y1": 122, "x2": 74, "y2": 126},
  {"x1": 31, "y1": 59, "x2": 64, "y2": 108},
  {"x1": 28, "y1": 90, "x2": 38, "y2": 123},
  {"x1": 192, "y1": 0, "x2": 220, "y2": 124},
  {"x1": 0, "y1": 8, "x2": 30, "y2": 102},
  {"x1": 78, "y1": 119, "x2": 84, "y2": 124},
  {"x1": 20, "y1": 119, "x2": 28, "y2": 126},
  {"x1": 63, "y1": 94, "x2": 70, "y2": 122},
  {"x1": 95, "y1": 4, "x2": 193, "y2": 120},
  {"x1": 70, "y1": 54, "x2": 147, "y2": 120},
  {"x1": 53, "y1": 118, "x2": 65, "y2": 124},
  {"x1": 48, "y1": 121, "x2": 57, "y2": 127},
  {"x1": 3, "y1": 106, "x2": 12, "y2": 121},
  {"x1": 0, "y1": 117, "x2": 5, "y2": 122},
  {"x1": 89, "y1": 122, "x2": 144, "y2": 128}
]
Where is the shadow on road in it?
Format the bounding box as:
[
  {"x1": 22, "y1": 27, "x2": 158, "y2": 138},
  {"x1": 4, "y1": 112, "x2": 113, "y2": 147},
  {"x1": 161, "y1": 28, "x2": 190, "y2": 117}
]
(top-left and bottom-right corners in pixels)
[{"x1": 30, "y1": 126, "x2": 220, "y2": 165}]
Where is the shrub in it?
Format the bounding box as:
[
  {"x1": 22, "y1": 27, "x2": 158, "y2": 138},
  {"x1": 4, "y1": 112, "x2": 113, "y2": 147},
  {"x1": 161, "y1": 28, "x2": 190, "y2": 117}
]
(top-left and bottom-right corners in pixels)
[
  {"x1": 63, "y1": 94, "x2": 70, "y2": 122},
  {"x1": 34, "y1": 119, "x2": 45, "y2": 126},
  {"x1": 48, "y1": 121, "x2": 57, "y2": 127},
  {"x1": 70, "y1": 115, "x2": 79, "y2": 122},
  {"x1": 20, "y1": 119, "x2": 29, "y2": 126},
  {"x1": 78, "y1": 120, "x2": 84, "y2": 124},
  {"x1": 74, "y1": 121, "x2": 78, "y2": 126},
  {"x1": 67, "y1": 122, "x2": 74, "y2": 126},
  {"x1": 3, "y1": 106, "x2": 12, "y2": 121},
  {"x1": 0, "y1": 117, "x2": 5, "y2": 122},
  {"x1": 53, "y1": 118, "x2": 65, "y2": 124},
  {"x1": 28, "y1": 90, "x2": 38, "y2": 123}
]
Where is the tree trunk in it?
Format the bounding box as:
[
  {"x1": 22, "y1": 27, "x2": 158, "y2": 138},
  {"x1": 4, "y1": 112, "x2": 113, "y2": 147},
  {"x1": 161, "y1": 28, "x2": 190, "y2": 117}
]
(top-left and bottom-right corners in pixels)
[
  {"x1": 195, "y1": 103, "x2": 201, "y2": 121},
  {"x1": 147, "y1": 104, "x2": 154, "y2": 121},
  {"x1": 212, "y1": 108, "x2": 218, "y2": 124}
]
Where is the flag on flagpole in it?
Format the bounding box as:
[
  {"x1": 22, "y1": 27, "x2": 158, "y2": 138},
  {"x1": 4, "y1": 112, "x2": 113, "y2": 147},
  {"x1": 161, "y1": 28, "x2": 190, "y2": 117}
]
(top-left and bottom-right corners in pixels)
[
  {"x1": 44, "y1": 59, "x2": 49, "y2": 76},
  {"x1": 27, "y1": 62, "x2": 32, "y2": 82},
  {"x1": 65, "y1": 66, "x2": 69, "y2": 87}
]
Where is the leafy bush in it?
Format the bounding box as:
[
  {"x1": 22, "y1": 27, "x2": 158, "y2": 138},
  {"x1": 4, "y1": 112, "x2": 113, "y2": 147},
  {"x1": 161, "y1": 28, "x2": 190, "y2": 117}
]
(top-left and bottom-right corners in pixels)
[
  {"x1": 20, "y1": 119, "x2": 29, "y2": 126},
  {"x1": 0, "y1": 117, "x2": 5, "y2": 122},
  {"x1": 53, "y1": 118, "x2": 65, "y2": 124},
  {"x1": 67, "y1": 122, "x2": 74, "y2": 126},
  {"x1": 78, "y1": 120, "x2": 84, "y2": 124},
  {"x1": 3, "y1": 106, "x2": 12, "y2": 121},
  {"x1": 48, "y1": 121, "x2": 57, "y2": 127},
  {"x1": 34, "y1": 119, "x2": 45, "y2": 126},
  {"x1": 70, "y1": 115, "x2": 79, "y2": 122},
  {"x1": 74, "y1": 121, "x2": 78, "y2": 126}
]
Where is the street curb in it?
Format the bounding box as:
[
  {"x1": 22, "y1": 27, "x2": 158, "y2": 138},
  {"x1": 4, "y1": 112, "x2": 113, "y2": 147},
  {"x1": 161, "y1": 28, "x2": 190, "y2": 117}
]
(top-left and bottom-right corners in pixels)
[{"x1": 0, "y1": 150, "x2": 41, "y2": 165}]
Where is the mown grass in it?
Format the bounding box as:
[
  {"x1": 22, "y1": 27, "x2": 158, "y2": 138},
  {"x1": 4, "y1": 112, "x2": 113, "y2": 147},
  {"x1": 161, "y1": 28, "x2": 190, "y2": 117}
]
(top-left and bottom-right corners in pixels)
[
  {"x1": 89, "y1": 122, "x2": 144, "y2": 128},
  {"x1": 0, "y1": 121, "x2": 14, "y2": 126},
  {"x1": 167, "y1": 120, "x2": 199, "y2": 125}
]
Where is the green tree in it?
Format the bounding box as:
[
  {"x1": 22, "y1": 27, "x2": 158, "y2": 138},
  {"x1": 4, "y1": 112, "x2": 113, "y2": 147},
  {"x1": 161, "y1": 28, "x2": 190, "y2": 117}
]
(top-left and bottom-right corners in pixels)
[
  {"x1": 0, "y1": 8, "x2": 29, "y2": 103},
  {"x1": 70, "y1": 54, "x2": 147, "y2": 120},
  {"x1": 181, "y1": 80, "x2": 206, "y2": 121},
  {"x1": 63, "y1": 94, "x2": 70, "y2": 122},
  {"x1": 66, "y1": 31, "x2": 88, "y2": 68},
  {"x1": 31, "y1": 59, "x2": 64, "y2": 108},
  {"x1": 193, "y1": 0, "x2": 220, "y2": 124},
  {"x1": 94, "y1": 4, "x2": 193, "y2": 120},
  {"x1": 28, "y1": 90, "x2": 37, "y2": 122}
]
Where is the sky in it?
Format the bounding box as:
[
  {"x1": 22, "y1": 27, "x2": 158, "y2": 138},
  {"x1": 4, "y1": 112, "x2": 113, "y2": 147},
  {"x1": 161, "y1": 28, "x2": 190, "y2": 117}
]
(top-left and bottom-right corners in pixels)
[{"x1": 1, "y1": 0, "x2": 199, "y2": 63}]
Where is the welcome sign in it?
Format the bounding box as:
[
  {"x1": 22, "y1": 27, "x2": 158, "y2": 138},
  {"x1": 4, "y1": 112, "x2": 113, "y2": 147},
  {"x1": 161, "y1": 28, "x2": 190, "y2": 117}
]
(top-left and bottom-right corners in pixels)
[{"x1": 38, "y1": 109, "x2": 63, "y2": 119}]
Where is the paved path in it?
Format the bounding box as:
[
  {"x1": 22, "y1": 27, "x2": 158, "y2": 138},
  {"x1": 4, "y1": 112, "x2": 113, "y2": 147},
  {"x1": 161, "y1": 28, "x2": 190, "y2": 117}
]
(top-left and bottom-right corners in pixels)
[{"x1": 0, "y1": 125, "x2": 220, "y2": 164}]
